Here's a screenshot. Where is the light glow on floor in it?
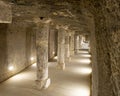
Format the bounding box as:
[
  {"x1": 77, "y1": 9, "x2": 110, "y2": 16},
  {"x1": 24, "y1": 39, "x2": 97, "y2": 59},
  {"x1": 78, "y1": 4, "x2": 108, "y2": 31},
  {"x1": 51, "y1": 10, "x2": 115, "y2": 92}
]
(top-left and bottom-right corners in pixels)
[
  {"x1": 32, "y1": 63, "x2": 36, "y2": 67},
  {"x1": 70, "y1": 86, "x2": 90, "y2": 96},
  {"x1": 79, "y1": 68, "x2": 92, "y2": 74},
  {"x1": 72, "y1": 67, "x2": 92, "y2": 75},
  {"x1": 54, "y1": 56, "x2": 58, "y2": 60},
  {"x1": 10, "y1": 72, "x2": 33, "y2": 82},
  {"x1": 79, "y1": 59, "x2": 91, "y2": 64},
  {"x1": 10, "y1": 74, "x2": 27, "y2": 81}
]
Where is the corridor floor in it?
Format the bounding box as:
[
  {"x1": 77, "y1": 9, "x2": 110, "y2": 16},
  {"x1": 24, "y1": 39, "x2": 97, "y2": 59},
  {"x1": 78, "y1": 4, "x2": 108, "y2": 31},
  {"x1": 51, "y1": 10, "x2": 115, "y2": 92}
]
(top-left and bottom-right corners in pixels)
[{"x1": 0, "y1": 50, "x2": 91, "y2": 96}]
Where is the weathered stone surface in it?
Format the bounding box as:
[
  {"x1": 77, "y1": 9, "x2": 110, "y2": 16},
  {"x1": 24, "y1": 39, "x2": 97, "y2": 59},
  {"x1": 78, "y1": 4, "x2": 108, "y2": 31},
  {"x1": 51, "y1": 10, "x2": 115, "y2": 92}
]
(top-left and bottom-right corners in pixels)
[
  {"x1": 0, "y1": 1, "x2": 12, "y2": 23},
  {"x1": 0, "y1": 24, "x2": 8, "y2": 82},
  {"x1": 36, "y1": 22, "x2": 50, "y2": 89},
  {"x1": 0, "y1": 12, "x2": 36, "y2": 82},
  {"x1": 65, "y1": 32, "x2": 70, "y2": 63},
  {"x1": 74, "y1": 32, "x2": 80, "y2": 54},
  {"x1": 57, "y1": 26, "x2": 65, "y2": 70},
  {"x1": 69, "y1": 32, "x2": 75, "y2": 56},
  {"x1": 89, "y1": 17, "x2": 98, "y2": 96}
]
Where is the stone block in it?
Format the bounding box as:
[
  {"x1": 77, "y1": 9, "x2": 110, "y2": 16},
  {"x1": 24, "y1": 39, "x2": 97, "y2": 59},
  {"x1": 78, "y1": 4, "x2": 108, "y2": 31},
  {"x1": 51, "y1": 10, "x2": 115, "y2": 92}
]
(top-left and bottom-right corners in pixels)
[{"x1": 0, "y1": 1, "x2": 12, "y2": 23}]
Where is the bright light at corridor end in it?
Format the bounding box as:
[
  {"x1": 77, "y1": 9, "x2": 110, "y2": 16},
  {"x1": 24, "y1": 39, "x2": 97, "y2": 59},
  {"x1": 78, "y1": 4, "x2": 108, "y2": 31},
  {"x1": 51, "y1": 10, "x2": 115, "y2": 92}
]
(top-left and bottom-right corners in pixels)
[
  {"x1": 32, "y1": 63, "x2": 36, "y2": 67},
  {"x1": 72, "y1": 67, "x2": 92, "y2": 75},
  {"x1": 8, "y1": 66, "x2": 14, "y2": 71},
  {"x1": 81, "y1": 54, "x2": 91, "y2": 58},
  {"x1": 79, "y1": 68, "x2": 92, "y2": 74},
  {"x1": 79, "y1": 50, "x2": 89, "y2": 54},
  {"x1": 54, "y1": 56, "x2": 58, "y2": 60}
]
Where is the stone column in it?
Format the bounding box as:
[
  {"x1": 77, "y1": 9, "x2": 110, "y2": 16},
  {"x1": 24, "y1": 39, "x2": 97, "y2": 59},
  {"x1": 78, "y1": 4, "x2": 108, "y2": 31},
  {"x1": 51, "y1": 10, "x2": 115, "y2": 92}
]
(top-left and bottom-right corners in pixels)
[
  {"x1": 65, "y1": 32, "x2": 70, "y2": 63},
  {"x1": 70, "y1": 32, "x2": 75, "y2": 56},
  {"x1": 57, "y1": 27, "x2": 65, "y2": 70},
  {"x1": 35, "y1": 20, "x2": 50, "y2": 89},
  {"x1": 79, "y1": 35, "x2": 82, "y2": 49},
  {"x1": 74, "y1": 33, "x2": 80, "y2": 54}
]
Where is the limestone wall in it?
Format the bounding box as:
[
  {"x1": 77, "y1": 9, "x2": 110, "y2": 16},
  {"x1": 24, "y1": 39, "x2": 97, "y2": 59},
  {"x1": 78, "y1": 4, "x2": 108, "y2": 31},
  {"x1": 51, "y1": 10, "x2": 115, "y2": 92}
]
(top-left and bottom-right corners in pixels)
[
  {"x1": 94, "y1": 1, "x2": 120, "y2": 95},
  {"x1": 0, "y1": 21, "x2": 36, "y2": 82},
  {"x1": 0, "y1": 24, "x2": 8, "y2": 82},
  {"x1": 82, "y1": 0, "x2": 120, "y2": 96}
]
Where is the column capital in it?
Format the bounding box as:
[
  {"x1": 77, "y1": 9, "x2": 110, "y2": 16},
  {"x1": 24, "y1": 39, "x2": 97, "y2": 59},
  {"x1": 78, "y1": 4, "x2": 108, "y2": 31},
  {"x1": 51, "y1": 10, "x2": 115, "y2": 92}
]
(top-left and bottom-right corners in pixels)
[
  {"x1": 64, "y1": 30, "x2": 71, "y2": 36},
  {"x1": 33, "y1": 17, "x2": 52, "y2": 25},
  {"x1": 56, "y1": 25, "x2": 69, "y2": 30},
  {"x1": 69, "y1": 31, "x2": 75, "y2": 36}
]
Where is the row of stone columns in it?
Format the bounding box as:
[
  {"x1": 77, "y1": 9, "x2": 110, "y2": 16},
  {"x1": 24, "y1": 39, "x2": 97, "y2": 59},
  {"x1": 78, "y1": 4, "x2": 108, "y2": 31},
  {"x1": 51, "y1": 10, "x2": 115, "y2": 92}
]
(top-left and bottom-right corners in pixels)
[
  {"x1": 74, "y1": 33, "x2": 90, "y2": 53},
  {"x1": 35, "y1": 20, "x2": 81, "y2": 89}
]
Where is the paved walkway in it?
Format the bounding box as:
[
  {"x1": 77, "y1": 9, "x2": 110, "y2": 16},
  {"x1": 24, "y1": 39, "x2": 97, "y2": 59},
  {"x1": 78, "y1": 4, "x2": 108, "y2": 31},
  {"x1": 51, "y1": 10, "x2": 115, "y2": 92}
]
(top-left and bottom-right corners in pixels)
[{"x1": 0, "y1": 50, "x2": 91, "y2": 96}]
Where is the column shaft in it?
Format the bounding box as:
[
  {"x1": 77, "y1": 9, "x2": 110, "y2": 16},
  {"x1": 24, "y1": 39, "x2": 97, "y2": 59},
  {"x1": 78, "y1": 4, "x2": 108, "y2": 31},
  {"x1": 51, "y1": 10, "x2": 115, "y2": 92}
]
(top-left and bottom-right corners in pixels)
[
  {"x1": 36, "y1": 23, "x2": 50, "y2": 89},
  {"x1": 65, "y1": 34, "x2": 70, "y2": 62},
  {"x1": 70, "y1": 33, "x2": 75, "y2": 56},
  {"x1": 74, "y1": 34, "x2": 80, "y2": 54},
  {"x1": 79, "y1": 35, "x2": 82, "y2": 49},
  {"x1": 57, "y1": 28, "x2": 65, "y2": 70}
]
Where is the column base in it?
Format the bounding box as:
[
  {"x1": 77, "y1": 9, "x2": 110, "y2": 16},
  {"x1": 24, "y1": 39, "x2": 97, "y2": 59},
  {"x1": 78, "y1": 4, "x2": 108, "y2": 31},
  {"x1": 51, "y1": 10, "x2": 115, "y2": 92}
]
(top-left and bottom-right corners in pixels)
[
  {"x1": 57, "y1": 63, "x2": 65, "y2": 70},
  {"x1": 35, "y1": 78, "x2": 51, "y2": 90}
]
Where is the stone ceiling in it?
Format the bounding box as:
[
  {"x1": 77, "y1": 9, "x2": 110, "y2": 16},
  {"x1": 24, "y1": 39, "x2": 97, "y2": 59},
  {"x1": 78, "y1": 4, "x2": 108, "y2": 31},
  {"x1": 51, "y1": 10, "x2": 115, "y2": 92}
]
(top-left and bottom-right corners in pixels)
[{"x1": 3, "y1": 0, "x2": 94, "y2": 33}]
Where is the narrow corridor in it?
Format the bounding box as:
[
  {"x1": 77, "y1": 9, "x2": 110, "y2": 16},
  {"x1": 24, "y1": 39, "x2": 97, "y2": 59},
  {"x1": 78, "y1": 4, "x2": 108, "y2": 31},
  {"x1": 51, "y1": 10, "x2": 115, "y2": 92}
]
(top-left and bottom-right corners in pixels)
[
  {"x1": 0, "y1": 50, "x2": 91, "y2": 96},
  {"x1": 0, "y1": 1, "x2": 120, "y2": 95}
]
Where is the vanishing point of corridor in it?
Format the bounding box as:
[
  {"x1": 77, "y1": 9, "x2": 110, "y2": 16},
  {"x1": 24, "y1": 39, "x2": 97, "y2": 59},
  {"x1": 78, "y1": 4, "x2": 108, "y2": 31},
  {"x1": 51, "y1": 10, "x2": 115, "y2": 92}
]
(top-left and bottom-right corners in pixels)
[{"x1": 0, "y1": 50, "x2": 91, "y2": 96}]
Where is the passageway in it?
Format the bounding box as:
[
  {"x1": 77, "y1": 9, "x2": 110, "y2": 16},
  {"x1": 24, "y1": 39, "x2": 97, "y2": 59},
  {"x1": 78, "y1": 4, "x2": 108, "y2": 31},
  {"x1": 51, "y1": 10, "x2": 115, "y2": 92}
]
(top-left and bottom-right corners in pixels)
[
  {"x1": 0, "y1": 0, "x2": 120, "y2": 96},
  {"x1": 0, "y1": 50, "x2": 91, "y2": 96}
]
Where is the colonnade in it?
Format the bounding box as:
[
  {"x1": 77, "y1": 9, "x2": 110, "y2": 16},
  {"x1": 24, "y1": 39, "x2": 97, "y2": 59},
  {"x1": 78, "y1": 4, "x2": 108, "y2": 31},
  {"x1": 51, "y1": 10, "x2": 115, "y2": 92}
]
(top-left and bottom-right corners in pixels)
[{"x1": 35, "y1": 18, "x2": 89, "y2": 89}]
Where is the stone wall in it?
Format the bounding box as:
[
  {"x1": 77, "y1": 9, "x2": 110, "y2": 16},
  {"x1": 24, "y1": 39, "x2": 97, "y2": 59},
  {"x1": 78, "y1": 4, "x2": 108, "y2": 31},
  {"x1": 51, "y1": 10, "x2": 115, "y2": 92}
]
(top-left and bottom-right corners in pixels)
[
  {"x1": 0, "y1": 21, "x2": 36, "y2": 82},
  {"x1": 110, "y1": 29, "x2": 120, "y2": 96},
  {"x1": 83, "y1": 0, "x2": 120, "y2": 96},
  {"x1": 0, "y1": 24, "x2": 8, "y2": 82},
  {"x1": 94, "y1": 1, "x2": 120, "y2": 96}
]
